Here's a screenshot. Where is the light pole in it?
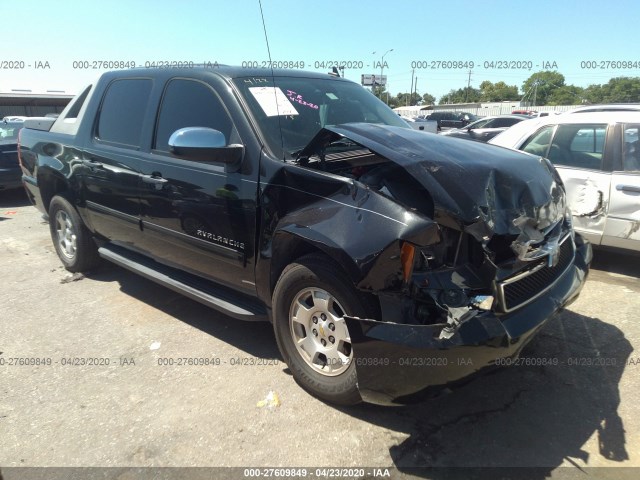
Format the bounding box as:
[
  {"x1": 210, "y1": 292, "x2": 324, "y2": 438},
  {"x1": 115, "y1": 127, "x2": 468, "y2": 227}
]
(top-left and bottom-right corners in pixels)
[
  {"x1": 371, "y1": 52, "x2": 377, "y2": 95},
  {"x1": 380, "y1": 48, "x2": 393, "y2": 103}
]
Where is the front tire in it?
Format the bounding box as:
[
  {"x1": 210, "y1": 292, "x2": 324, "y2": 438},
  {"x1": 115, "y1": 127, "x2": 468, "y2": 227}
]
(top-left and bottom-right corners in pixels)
[
  {"x1": 49, "y1": 195, "x2": 100, "y2": 272},
  {"x1": 273, "y1": 254, "x2": 376, "y2": 405}
]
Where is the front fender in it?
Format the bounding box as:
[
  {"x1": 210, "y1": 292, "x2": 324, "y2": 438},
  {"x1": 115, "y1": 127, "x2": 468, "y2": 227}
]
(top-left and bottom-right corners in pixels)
[
  {"x1": 272, "y1": 225, "x2": 364, "y2": 286},
  {"x1": 255, "y1": 162, "x2": 441, "y2": 306}
]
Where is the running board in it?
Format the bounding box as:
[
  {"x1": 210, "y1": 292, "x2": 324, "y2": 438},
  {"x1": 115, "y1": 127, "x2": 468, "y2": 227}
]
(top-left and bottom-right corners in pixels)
[{"x1": 98, "y1": 244, "x2": 267, "y2": 321}]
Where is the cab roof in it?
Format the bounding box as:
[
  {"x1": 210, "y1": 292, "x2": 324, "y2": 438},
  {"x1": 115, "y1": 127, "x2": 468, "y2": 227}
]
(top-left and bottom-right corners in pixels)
[{"x1": 99, "y1": 65, "x2": 353, "y2": 83}]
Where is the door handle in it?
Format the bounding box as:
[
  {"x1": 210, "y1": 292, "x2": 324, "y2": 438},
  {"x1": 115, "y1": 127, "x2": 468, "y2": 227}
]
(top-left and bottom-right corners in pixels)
[
  {"x1": 142, "y1": 174, "x2": 168, "y2": 188},
  {"x1": 616, "y1": 184, "x2": 640, "y2": 193},
  {"x1": 81, "y1": 159, "x2": 104, "y2": 169}
]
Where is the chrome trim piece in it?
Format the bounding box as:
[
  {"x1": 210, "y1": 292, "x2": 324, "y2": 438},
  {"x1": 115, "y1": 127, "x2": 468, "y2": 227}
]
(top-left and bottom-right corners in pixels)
[
  {"x1": 500, "y1": 261, "x2": 547, "y2": 286},
  {"x1": 496, "y1": 233, "x2": 574, "y2": 313},
  {"x1": 98, "y1": 245, "x2": 259, "y2": 318}
]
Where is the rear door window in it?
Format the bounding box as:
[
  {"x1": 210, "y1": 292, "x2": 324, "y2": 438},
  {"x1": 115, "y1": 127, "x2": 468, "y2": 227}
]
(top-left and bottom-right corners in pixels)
[{"x1": 96, "y1": 78, "x2": 153, "y2": 148}]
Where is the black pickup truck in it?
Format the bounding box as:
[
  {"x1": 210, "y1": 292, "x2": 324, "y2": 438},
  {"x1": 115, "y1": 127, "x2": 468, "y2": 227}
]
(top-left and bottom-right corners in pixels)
[{"x1": 19, "y1": 67, "x2": 591, "y2": 405}]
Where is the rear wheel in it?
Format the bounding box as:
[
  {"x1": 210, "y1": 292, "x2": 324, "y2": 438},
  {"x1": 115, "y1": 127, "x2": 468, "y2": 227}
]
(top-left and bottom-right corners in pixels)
[
  {"x1": 273, "y1": 254, "x2": 376, "y2": 405},
  {"x1": 49, "y1": 195, "x2": 100, "y2": 272}
]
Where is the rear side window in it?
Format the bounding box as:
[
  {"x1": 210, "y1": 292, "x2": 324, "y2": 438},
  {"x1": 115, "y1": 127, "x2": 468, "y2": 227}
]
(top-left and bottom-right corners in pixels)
[
  {"x1": 153, "y1": 79, "x2": 235, "y2": 152},
  {"x1": 96, "y1": 79, "x2": 153, "y2": 148}
]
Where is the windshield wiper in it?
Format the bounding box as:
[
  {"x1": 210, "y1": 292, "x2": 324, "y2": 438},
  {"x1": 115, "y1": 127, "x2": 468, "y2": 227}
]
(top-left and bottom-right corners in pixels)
[
  {"x1": 291, "y1": 139, "x2": 357, "y2": 158},
  {"x1": 290, "y1": 147, "x2": 306, "y2": 159}
]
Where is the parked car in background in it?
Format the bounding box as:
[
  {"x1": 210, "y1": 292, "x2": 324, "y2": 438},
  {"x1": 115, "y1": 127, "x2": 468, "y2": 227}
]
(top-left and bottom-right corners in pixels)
[
  {"x1": 0, "y1": 119, "x2": 25, "y2": 191},
  {"x1": 424, "y1": 111, "x2": 480, "y2": 131},
  {"x1": 512, "y1": 109, "x2": 536, "y2": 116},
  {"x1": 489, "y1": 112, "x2": 640, "y2": 252},
  {"x1": 400, "y1": 115, "x2": 438, "y2": 133},
  {"x1": 440, "y1": 115, "x2": 527, "y2": 142},
  {"x1": 2, "y1": 116, "x2": 28, "y2": 122},
  {"x1": 566, "y1": 104, "x2": 640, "y2": 114}
]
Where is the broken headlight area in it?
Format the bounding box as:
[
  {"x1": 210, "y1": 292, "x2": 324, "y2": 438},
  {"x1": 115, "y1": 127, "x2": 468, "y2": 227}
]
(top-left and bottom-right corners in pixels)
[
  {"x1": 388, "y1": 213, "x2": 576, "y2": 337},
  {"x1": 375, "y1": 228, "x2": 497, "y2": 337}
]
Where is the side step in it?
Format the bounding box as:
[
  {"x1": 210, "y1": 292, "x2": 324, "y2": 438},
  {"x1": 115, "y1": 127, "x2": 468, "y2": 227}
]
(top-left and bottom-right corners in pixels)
[{"x1": 98, "y1": 244, "x2": 268, "y2": 321}]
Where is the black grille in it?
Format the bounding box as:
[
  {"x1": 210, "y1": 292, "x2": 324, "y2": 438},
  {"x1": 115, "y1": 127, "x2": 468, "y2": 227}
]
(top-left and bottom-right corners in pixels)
[{"x1": 499, "y1": 237, "x2": 574, "y2": 312}]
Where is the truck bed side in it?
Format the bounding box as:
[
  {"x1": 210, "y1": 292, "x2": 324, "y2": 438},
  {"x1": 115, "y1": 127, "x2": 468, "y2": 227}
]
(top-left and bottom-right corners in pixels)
[{"x1": 19, "y1": 85, "x2": 95, "y2": 215}]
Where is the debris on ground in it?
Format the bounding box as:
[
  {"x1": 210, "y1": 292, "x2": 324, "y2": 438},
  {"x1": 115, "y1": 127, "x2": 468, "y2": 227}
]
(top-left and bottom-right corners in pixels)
[
  {"x1": 257, "y1": 391, "x2": 281, "y2": 408},
  {"x1": 60, "y1": 273, "x2": 85, "y2": 284}
]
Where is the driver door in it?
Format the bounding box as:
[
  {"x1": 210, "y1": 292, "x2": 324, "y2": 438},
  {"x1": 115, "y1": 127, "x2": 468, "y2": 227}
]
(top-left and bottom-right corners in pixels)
[{"x1": 136, "y1": 78, "x2": 257, "y2": 293}]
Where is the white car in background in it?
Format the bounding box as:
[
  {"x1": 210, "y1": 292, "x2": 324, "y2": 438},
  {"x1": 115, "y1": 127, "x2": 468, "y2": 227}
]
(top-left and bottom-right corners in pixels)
[
  {"x1": 565, "y1": 104, "x2": 640, "y2": 114},
  {"x1": 439, "y1": 114, "x2": 528, "y2": 142},
  {"x1": 489, "y1": 112, "x2": 640, "y2": 252}
]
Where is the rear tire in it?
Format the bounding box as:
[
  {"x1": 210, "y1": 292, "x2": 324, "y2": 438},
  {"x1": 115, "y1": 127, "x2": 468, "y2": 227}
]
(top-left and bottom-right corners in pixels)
[
  {"x1": 273, "y1": 253, "x2": 376, "y2": 405},
  {"x1": 49, "y1": 195, "x2": 100, "y2": 272}
]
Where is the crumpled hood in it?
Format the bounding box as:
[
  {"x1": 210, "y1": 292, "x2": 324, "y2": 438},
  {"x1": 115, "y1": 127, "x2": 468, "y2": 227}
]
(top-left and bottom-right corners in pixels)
[{"x1": 300, "y1": 123, "x2": 566, "y2": 240}]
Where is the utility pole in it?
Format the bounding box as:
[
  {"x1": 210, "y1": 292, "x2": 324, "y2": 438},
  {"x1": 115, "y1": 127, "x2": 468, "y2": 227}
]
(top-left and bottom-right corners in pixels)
[
  {"x1": 409, "y1": 68, "x2": 415, "y2": 106},
  {"x1": 414, "y1": 77, "x2": 418, "y2": 105},
  {"x1": 465, "y1": 69, "x2": 472, "y2": 102},
  {"x1": 380, "y1": 48, "x2": 393, "y2": 105},
  {"x1": 371, "y1": 52, "x2": 377, "y2": 95}
]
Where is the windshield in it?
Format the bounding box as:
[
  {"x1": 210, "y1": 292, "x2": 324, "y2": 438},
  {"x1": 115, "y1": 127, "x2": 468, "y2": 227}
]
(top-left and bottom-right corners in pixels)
[{"x1": 233, "y1": 76, "x2": 408, "y2": 159}]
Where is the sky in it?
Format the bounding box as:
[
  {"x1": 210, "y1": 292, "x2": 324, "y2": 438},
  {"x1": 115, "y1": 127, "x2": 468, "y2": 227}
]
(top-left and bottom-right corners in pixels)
[{"x1": 3, "y1": 0, "x2": 640, "y2": 101}]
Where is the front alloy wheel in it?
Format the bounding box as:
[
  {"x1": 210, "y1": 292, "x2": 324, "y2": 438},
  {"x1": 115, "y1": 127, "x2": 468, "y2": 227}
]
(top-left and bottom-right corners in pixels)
[
  {"x1": 273, "y1": 253, "x2": 378, "y2": 405},
  {"x1": 289, "y1": 288, "x2": 352, "y2": 376}
]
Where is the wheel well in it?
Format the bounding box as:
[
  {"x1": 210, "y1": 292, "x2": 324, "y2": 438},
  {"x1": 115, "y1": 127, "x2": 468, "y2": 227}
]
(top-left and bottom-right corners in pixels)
[
  {"x1": 270, "y1": 238, "x2": 323, "y2": 297},
  {"x1": 269, "y1": 237, "x2": 380, "y2": 318},
  {"x1": 39, "y1": 170, "x2": 70, "y2": 212}
]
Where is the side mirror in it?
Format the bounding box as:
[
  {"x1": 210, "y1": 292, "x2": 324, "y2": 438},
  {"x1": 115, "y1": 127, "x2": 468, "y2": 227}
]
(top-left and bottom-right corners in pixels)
[{"x1": 168, "y1": 127, "x2": 243, "y2": 165}]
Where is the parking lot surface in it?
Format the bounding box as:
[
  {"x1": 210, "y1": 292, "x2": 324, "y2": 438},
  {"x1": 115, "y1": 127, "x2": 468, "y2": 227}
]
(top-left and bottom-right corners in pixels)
[{"x1": 1, "y1": 188, "x2": 639, "y2": 479}]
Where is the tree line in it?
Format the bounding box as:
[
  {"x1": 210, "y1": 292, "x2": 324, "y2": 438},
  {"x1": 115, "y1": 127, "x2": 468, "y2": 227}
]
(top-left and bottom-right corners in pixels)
[{"x1": 375, "y1": 71, "x2": 640, "y2": 107}]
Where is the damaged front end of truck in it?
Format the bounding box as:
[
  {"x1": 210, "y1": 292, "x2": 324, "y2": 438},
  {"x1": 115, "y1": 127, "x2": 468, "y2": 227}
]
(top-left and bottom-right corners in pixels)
[{"x1": 283, "y1": 124, "x2": 591, "y2": 405}]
